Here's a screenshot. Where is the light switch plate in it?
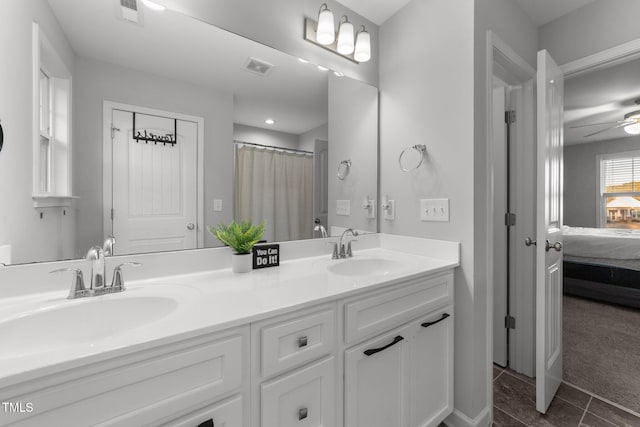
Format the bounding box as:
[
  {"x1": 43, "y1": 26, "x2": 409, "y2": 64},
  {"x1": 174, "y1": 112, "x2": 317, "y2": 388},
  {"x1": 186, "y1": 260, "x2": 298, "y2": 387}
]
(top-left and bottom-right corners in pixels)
[
  {"x1": 420, "y1": 198, "x2": 449, "y2": 222},
  {"x1": 383, "y1": 200, "x2": 395, "y2": 220},
  {"x1": 366, "y1": 199, "x2": 376, "y2": 219},
  {"x1": 336, "y1": 200, "x2": 351, "y2": 216},
  {"x1": 213, "y1": 199, "x2": 223, "y2": 212}
]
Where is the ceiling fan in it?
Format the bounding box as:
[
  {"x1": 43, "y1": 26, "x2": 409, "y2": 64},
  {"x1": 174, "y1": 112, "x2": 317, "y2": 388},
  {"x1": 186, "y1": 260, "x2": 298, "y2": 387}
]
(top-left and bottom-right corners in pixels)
[{"x1": 571, "y1": 109, "x2": 640, "y2": 138}]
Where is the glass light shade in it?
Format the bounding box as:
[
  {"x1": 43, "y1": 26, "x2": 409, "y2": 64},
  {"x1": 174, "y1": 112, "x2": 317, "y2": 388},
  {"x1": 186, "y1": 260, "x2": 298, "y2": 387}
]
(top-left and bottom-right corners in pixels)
[
  {"x1": 624, "y1": 123, "x2": 640, "y2": 135},
  {"x1": 337, "y1": 19, "x2": 354, "y2": 55},
  {"x1": 354, "y1": 29, "x2": 371, "y2": 62},
  {"x1": 316, "y1": 8, "x2": 335, "y2": 45}
]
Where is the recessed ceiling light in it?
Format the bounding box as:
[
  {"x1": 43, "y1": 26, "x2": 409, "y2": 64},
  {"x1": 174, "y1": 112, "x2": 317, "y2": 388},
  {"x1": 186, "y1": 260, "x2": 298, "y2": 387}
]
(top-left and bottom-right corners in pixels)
[
  {"x1": 317, "y1": 65, "x2": 329, "y2": 71},
  {"x1": 265, "y1": 119, "x2": 276, "y2": 125},
  {"x1": 334, "y1": 71, "x2": 344, "y2": 77},
  {"x1": 298, "y1": 58, "x2": 309, "y2": 63},
  {"x1": 141, "y1": 0, "x2": 166, "y2": 11}
]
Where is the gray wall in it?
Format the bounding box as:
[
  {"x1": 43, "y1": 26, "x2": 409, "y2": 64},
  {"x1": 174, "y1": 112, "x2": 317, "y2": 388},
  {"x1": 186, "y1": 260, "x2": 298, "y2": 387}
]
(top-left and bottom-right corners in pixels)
[
  {"x1": 74, "y1": 56, "x2": 234, "y2": 253},
  {"x1": 565, "y1": 137, "x2": 640, "y2": 228},
  {"x1": 539, "y1": 0, "x2": 640, "y2": 65},
  {"x1": 233, "y1": 124, "x2": 299, "y2": 150},
  {"x1": 162, "y1": 0, "x2": 379, "y2": 87},
  {"x1": 379, "y1": 0, "x2": 478, "y2": 419},
  {"x1": 328, "y1": 73, "x2": 378, "y2": 234},
  {"x1": 0, "y1": 0, "x2": 76, "y2": 264}
]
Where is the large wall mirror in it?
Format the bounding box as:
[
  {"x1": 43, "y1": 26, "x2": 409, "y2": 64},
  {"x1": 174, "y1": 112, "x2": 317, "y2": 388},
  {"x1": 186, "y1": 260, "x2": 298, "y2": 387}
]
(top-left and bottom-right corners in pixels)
[{"x1": 1, "y1": 0, "x2": 378, "y2": 265}]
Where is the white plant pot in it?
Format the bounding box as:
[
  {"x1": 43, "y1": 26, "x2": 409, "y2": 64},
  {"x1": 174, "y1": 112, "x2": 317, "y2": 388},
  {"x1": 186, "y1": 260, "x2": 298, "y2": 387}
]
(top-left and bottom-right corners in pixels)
[{"x1": 231, "y1": 252, "x2": 253, "y2": 273}]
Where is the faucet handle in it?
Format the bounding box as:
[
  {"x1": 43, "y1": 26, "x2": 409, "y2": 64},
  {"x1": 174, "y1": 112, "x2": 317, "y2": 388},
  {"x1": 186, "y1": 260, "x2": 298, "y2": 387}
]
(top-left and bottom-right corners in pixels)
[
  {"x1": 327, "y1": 242, "x2": 340, "y2": 260},
  {"x1": 51, "y1": 268, "x2": 86, "y2": 299},
  {"x1": 111, "y1": 262, "x2": 141, "y2": 292}
]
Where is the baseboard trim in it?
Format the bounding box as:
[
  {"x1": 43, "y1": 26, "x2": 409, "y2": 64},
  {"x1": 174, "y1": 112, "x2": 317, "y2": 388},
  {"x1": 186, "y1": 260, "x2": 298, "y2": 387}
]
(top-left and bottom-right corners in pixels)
[{"x1": 444, "y1": 406, "x2": 492, "y2": 427}]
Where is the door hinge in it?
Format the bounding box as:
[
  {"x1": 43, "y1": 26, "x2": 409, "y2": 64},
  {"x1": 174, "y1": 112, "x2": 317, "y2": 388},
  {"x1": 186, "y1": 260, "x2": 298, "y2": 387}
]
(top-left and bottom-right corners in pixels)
[
  {"x1": 505, "y1": 315, "x2": 516, "y2": 329},
  {"x1": 110, "y1": 208, "x2": 115, "y2": 220},
  {"x1": 111, "y1": 124, "x2": 120, "y2": 139},
  {"x1": 505, "y1": 213, "x2": 516, "y2": 227},
  {"x1": 505, "y1": 110, "x2": 516, "y2": 124}
]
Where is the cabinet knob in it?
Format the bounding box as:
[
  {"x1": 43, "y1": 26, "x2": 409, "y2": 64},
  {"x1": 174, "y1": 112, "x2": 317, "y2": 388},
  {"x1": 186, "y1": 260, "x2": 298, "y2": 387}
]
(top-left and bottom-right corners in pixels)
[
  {"x1": 298, "y1": 407, "x2": 308, "y2": 420},
  {"x1": 298, "y1": 336, "x2": 308, "y2": 348},
  {"x1": 197, "y1": 418, "x2": 214, "y2": 427}
]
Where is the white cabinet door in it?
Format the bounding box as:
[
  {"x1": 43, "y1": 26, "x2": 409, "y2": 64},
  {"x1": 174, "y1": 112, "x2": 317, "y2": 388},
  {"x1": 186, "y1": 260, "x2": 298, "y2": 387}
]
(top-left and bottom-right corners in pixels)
[
  {"x1": 411, "y1": 309, "x2": 453, "y2": 427},
  {"x1": 261, "y1": 356, "x2": 336, "y2": 427},
  {"x1": 344, "y1": 325, "x2": 411, "y2": 427}
]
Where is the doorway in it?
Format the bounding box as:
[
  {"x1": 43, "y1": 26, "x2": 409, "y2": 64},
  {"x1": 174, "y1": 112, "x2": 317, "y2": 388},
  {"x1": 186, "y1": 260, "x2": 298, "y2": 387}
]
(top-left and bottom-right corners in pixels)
[{"x1": 103, "y1": 101, "x2": 204, "y2": 255}]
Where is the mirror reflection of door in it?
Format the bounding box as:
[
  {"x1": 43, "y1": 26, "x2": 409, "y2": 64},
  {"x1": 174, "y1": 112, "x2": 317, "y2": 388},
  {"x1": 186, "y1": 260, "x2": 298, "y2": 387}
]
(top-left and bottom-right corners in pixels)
[
  {"x1": 109, "y1": 104, "x2": 202, "y2": 255},
  {"x1": 313, "y1": 139, "x2": 329, "y2": 233}
]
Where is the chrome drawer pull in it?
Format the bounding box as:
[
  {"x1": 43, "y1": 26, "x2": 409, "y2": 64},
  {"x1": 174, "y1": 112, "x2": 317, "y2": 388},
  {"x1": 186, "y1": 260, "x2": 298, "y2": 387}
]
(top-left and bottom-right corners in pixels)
[
  {"x1": 298, "y1": 336, "x2": 308, "y2": 348},
  {"x1": 299, "y1": 407, "x2": 308, "y2": 420}
]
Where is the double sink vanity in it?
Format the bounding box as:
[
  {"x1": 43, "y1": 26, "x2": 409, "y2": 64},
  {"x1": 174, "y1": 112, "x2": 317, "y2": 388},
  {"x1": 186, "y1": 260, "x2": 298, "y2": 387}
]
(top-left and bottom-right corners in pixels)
[{"x1": 0, "y1": 234, "x2": 458, "y2": 427}]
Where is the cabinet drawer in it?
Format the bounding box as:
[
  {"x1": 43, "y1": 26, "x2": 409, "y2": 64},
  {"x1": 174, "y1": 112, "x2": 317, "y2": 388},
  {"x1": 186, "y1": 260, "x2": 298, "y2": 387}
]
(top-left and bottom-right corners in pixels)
[
  {"x1": 3, "y1": 329, "x2": 247, "y2": 427},
  {"x1": 260, "y1": 306, "x2": 335, "y2": 378},
  {"x1": 261, "y1": 356, "x2": 336, "y2": 427},
  {"x1": 158, "y1": 394, "x2": 244, "y2": 427},
  {"x1": 344, "y1": 272, "x2": 452, "y2": 343}
]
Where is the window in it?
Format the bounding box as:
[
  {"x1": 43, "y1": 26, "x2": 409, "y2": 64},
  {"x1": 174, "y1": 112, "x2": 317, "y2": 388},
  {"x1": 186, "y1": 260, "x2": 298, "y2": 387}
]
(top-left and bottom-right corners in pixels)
[
  {"x1": 598, "y1": 151, "x2": 640, "y2": 229},
  {"x1": 32, "y1": 23, "x2": 73, "y2": 207}
]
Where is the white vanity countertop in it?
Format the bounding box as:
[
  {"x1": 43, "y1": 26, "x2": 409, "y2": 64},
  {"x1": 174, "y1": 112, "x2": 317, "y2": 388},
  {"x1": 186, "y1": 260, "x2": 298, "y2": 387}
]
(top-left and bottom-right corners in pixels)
[{"x1": 0, "y1": 234, "x2": 459, "y2": 388}]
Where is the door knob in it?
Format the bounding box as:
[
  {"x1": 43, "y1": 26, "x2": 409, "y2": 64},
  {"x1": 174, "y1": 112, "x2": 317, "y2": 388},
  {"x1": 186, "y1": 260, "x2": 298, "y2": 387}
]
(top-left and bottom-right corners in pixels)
[
  {"x1": 545, "y1": 240, "x2": 562, "y2": 252},
  {"x1": 524, "y1": 237, "x2": 537, "y2": 247},
  {"x1": 186, "y1": 223, "x2": 195, "y2": 231}
]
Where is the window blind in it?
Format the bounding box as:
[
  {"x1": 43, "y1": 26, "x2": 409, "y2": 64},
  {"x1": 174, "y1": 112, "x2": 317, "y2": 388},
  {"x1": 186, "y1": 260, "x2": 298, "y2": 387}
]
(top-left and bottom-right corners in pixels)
[{"x1": 602, "y1": 156, "x2": 640, "y2": 193}]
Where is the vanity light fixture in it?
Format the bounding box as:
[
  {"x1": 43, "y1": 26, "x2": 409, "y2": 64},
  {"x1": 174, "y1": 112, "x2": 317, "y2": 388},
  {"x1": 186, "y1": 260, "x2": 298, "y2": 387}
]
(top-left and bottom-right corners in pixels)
[
  {"x1": 316, "y1": 3, "x2": 335, "y2": 45},
  {"x1": 354, "y1": 26, "x2": 371, "y2": 63},
  {"x1": 336, "y1": 16, "x2": 355, "y2": 55},
  {"x1": 140, "y1": 0, "x2": 166, "y2": 11},
  {"x1": 303, "y1": 5, "x2": 371, "y2": 63},
  {"x1": 265, "y1": 118, "x2": 276, "y2": 125}
]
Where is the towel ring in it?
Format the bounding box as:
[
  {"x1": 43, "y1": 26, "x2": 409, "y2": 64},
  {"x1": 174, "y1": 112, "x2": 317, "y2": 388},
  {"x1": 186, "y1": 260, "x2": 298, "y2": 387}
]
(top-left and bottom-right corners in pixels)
[
  {"x1": 337, "y1": 160, "x2": 352, "y2": 180},
  {"x1": 398, "y1": 144, "x2": 426, "y2": 172}
]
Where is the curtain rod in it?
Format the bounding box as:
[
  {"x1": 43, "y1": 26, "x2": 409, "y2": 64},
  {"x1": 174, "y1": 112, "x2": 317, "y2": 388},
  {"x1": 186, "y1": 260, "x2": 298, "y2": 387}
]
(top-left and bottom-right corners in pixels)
[{"x1": 234, "y1": 140, "x2": 314, "y2": 155}]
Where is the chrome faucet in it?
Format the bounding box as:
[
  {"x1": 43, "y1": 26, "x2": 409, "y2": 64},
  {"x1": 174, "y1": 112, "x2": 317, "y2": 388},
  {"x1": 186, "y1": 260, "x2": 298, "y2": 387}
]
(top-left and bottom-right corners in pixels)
[
  {"x1": 314, "y1": 218, "x2": 328, "y2": 238},
  {"x1": 329, "y1": 228, "x2": 359, "y2": 259}
]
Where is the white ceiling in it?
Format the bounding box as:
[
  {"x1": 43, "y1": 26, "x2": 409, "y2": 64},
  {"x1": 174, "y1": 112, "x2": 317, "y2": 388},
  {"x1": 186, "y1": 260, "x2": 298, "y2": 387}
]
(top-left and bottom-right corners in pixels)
[
  {"x1": 335, "y1": 0, "x2": 412, "y2": 25},
  {"x1": 337, "y1": 0, "x2": 598, "y2": 28},
  {"x1": 564, "y1": 58, "x2": 640, "y2": 145},
  {"x1": 515, "y1": 0, "x2": 597, "y2": 26},
  {"x1": 47, "y1": 0, "x2": 328, "y2": 135}
]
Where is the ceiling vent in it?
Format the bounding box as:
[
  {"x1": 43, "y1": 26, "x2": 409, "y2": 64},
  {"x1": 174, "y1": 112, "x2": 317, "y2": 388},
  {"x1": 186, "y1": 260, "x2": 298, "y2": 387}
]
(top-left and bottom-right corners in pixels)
[
  {"x1": 119, "y1": 0, "x2": 141, "y2": 23},
  {"x1": 243, "y1": 57, "x2": 275, "y2": 77}
]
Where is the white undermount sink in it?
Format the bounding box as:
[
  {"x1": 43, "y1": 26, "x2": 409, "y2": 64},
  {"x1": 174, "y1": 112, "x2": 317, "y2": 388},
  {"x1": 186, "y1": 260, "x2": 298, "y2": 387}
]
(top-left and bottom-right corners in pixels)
[
  {"x1": 327, "y1": 258, "x2": 405, "y2": 277},
  {"x1": 0, "y1": 294, "x2": 179, "y2": 360}
]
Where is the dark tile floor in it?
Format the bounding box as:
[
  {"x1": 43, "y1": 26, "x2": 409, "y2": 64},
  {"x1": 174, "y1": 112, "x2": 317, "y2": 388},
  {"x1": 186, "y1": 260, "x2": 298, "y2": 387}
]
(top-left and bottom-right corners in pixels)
[{"x1": 492, "y1": 366, "x2": 640, "y2": 427}]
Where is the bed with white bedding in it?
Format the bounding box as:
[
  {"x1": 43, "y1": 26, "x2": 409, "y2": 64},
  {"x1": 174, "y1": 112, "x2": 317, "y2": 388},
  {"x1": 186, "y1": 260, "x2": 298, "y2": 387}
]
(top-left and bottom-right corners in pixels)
[{"x1": 563, "y1": 226, "x2": 640, "y2": 309}]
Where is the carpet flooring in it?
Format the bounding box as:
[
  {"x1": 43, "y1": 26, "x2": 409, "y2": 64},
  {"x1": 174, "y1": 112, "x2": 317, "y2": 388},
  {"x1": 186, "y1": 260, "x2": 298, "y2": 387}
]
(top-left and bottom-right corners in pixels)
[{"x1": 563, "y1": 295, "x2": 640, "y2": 414}]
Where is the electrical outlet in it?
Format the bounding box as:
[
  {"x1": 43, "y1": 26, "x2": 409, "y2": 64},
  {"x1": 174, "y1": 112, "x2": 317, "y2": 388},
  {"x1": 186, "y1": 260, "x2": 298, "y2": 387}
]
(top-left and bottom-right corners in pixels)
[
  {"x1": 336, "y1": 200, "x2": 351, "y2": 216},
  {"x1": 420, "y1": 198, "x2": 449, "y2": 222},
  {"x1": 383, "y1": 199, "x2": 396, "y2": 220},
  {"x1": 213, "y1": 199, "x2": 223, "y2": 212}
]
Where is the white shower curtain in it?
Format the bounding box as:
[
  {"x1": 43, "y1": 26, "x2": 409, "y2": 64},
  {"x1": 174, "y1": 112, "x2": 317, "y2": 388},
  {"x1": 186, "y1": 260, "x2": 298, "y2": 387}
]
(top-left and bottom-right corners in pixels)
[{"x1": 235, "y1": 145, "x2": 314, "y2": 242}]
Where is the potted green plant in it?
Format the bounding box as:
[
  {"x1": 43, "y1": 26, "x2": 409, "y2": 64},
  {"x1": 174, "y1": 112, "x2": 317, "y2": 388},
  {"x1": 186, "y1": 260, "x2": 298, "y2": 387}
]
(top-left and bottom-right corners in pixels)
[{"x1": 209, "y1": 220, "x2": 266, "y2": 273}]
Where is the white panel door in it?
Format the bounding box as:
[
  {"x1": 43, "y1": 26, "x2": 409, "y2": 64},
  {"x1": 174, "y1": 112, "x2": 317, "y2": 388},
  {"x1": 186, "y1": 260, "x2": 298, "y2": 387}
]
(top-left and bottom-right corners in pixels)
[
  {"x1": 535, "y1": 50, "x2": 564, "y2": 414},
  {"x1": 112, "y1": 109, "x2": 198, "y2": 255}
]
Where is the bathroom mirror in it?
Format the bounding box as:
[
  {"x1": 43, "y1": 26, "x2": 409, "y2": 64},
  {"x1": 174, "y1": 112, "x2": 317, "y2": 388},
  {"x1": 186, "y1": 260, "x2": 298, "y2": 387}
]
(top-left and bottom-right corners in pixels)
[{"x1": 0, "y1": 0, "x2": 378, "y2": 265}]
